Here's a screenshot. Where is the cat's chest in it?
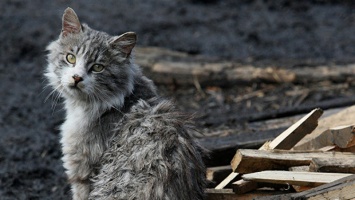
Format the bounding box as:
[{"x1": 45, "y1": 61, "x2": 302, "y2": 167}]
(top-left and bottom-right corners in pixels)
[{"x1": 61, "y1": 106, "x2": 94, "y2": 139}]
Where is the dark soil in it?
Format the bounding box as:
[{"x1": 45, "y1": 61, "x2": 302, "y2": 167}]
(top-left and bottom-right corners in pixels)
[{"x1": 0, "y1": 0, "x2": 354, "y2": 199}]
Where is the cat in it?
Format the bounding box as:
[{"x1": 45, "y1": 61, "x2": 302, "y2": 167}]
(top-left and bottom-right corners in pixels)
[{"x1": 45, "y1": 7, "x2": 206, "y2": 200}]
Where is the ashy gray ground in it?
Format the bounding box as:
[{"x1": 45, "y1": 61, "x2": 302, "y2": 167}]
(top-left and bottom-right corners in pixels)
[{"x1": 0, "y1": 0, "x2": 354, "y2": 199}]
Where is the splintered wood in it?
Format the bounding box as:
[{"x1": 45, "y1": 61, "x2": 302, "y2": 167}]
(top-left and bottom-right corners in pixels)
[
  {"x1": 260, "y1": 108, "x2": 323, "y2": 150},
  {"x1": 214, "y1": 108, "x2": 323, "y2": 190},
  {"x1": 207, "y1": 106, "x2": 355, "y2": 200}
]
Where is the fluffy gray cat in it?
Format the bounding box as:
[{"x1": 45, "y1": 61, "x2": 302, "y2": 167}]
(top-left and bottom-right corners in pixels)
[{"x1": 45, "y1": 7, "x2": 205, "y2": 200}]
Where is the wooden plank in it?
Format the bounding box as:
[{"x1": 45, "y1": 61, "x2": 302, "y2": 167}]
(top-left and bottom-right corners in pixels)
[
  {"x1": 231, "y1": 149, "x2": 355, "y2": 173},
  {"x1": 294, "y1": 105, "x2": 355, "y2": 150},
  {"x1": 215, "y1": 172, "x2": 239, "y2": 189},
  {"x1": 287, "y1": 165, "x2": 312, "y2": 192},
  {"x1": 287, "y1": 146, "x2": 336, "y2": 193},
  {"x1": 261, "y1": 108, "x2": 323, "y2": 150},
  {"x1": 309, "y1": 157, "x2": 355, "y2": 173},
  {"x1": 205, "y1": 189, "x2": 289, "y2": 200},
  {"x1": 231, "y1": 180, "x2": 289, "y2": 194},
  {"x1": 242, "y1": 171, "x2": 352, "y2": 187},
  {"x1": 290, "y1": 174, "x2": 355, "y2": 199},
  {"x1": 232, "y1": 180, "x2": 258, "y2": 194},
  {"x1": 215, "y1": 109, "x2": 322, "y2": 189}
]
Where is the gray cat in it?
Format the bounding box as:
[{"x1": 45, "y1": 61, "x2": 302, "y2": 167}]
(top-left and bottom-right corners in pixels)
[{"x1": 45, "y1": 7, "x2": 206, "y2": 200}]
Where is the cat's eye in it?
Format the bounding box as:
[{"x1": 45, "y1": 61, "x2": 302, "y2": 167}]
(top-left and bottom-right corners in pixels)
[
  {"x1": 66, "y1": 53, "x2": 76, "y2": 64},
  {"x1": 91, "y1": 64, "x2": 105, "y2": 73}
]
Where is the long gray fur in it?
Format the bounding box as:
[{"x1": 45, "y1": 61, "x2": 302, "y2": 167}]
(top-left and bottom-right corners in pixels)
[{"x1": 45, "y1": 7, "x2": 206, "y2": 200}]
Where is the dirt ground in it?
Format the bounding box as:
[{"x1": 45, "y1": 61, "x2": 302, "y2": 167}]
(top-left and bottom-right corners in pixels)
[{"x1": 0, "y1": 0, "x2": 354, "y2": 199}]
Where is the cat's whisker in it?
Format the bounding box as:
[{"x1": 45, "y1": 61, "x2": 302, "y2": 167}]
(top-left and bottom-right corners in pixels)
[
  {"x1": 51, "y1": 87, "x2": 63, "y2": 112},
  {"x1": 44, "y1": 84, "x2": 62, "y2": 103}
]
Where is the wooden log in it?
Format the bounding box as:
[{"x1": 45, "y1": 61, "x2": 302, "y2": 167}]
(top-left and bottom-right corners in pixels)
[
  {"x1": 294, "y1": 105, "x2": 355, "y2": 150},
  {"x1": 135, "y1": 46, "x2": 355, "y2": 87},
  {"x1": 152, "y1": 62, "x2": 296, "y2": 86},
  {"x1": 231, "y1": 149, "x2": 355, "y2": 173},
  {"x1": 309, "y1": 157, "x2": 355, "y2": 173},
  {"x1": 242, "y1": 171, "x2": 352, "y2": 187},
  {"x1": 290, "y1": 174, "x2": 355, "y2": 200}
]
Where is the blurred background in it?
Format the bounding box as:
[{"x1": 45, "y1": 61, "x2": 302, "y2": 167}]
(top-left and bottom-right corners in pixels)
[{"x1": 0, "y1": 0, "x2": 354, "y2": 199}]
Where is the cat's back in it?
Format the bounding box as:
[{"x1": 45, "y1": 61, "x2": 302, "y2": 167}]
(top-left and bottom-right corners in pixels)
[{"x1": 89, "y1": 98, "x2": 206, "y2": 200}]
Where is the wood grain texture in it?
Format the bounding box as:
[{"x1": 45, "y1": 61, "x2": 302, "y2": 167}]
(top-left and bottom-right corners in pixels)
[
  {"x1": 231, "y1": 149, "x2": 355, "y2": 173},
  {"x1": 263, "y1": 108, "x2": 323, "y2": 150},
  {"x1": 242, "y1": 171, "x2": 352, "y2": 187},
  {"x1": 309, "y1": 157, "x2": 355, "y2": 173}
]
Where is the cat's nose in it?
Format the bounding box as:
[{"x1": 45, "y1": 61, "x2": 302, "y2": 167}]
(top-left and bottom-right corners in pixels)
[{"x1": 72, "y1": 74, "x2": 83, "y2": 84}]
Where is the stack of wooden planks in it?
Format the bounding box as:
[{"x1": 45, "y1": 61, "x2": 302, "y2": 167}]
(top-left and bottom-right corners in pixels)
[{"x1": 206, "y1": 106, "x2": 355, "y2": 200}]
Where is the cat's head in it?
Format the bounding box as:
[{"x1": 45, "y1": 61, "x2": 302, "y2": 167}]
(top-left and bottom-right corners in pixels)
[{"x1": 46, "y1": 8, "x2": 137, "y2": 109}]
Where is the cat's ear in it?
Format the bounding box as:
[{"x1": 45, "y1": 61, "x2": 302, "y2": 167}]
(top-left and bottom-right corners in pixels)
[
  {"x1": 61, "y1": 7, "x2": 82, "y2": 37},
  {"x1": 109, "y1": 32, "x2": 137, "y2": 58}
]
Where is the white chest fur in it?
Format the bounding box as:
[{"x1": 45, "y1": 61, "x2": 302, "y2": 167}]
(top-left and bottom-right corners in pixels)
[
  {"x1": 61, "y1": 105, "x2": 90, "y2": 142},
  {"x1": 59, "y1": 100, "x2": 102, "y2": 160}
]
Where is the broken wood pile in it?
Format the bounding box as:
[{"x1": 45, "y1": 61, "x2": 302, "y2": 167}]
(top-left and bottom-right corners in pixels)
[
  {"x1": 133, "y1": 46, "x2": 355, "y2": 199},
  {"x1": 206, "y1": 106, "x2": 355, "y2": 200}
]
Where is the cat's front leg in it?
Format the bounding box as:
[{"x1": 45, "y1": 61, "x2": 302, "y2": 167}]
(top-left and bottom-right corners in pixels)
[
  {"x1": 71, "y1": 181, "x2": 90, "y2": 200},
  {"x1": 62, "y1": 145, "x2": 92, "y2": 200}
]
